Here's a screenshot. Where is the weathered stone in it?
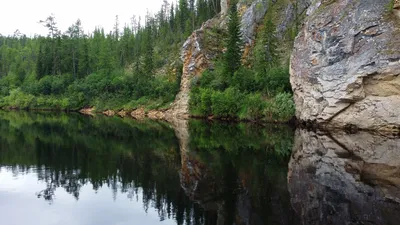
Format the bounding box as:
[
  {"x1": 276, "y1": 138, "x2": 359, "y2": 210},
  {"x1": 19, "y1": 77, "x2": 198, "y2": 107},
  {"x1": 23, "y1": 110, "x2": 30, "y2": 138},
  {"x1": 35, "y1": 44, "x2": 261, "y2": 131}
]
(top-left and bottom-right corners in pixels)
[
  {"x1": 290, "y1": 0, "x2": 400, "y2": 130},
  {"x1": 79, "y1": 107, "x2": 95, "y2": 116},
  {"x1": 147, "y1": 110, "x2": 165, "y2": 120},
  {"x1": 117, "y1": 110, "x2": 127, "y2": 117},
  {"x1": 288, "y1": 129, "x2": 400, "y2": 224},
  {"x1": 130, "y1": 108, "x2": 145, "y2": 120},
  {"x1": 102, "y1": 110, "x2": 115, "y2": 117}
]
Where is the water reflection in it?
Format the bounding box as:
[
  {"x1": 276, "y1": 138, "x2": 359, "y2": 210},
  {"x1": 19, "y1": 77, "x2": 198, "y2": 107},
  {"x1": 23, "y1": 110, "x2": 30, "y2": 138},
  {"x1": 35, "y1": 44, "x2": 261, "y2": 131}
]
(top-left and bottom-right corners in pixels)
[
  {"x1": 288, "y1": 129, "x2": 400, "y2": 225},
  {"x1": 181, "y1": 120, "x2": 298, "y2": 225},
  {"x1": 0, "y1": 111, "x2": 296, "y2": 225}
]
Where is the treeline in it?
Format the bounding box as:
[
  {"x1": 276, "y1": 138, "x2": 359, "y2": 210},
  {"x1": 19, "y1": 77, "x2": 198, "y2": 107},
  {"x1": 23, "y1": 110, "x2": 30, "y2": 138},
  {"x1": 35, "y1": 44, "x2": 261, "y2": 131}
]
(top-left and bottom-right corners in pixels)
[
  {"x1": 190, "y1": 0, "x2": 295, "y2": 122},
  {"x1": 0, "y1": 0, "x2": 221, "y2": 111}
]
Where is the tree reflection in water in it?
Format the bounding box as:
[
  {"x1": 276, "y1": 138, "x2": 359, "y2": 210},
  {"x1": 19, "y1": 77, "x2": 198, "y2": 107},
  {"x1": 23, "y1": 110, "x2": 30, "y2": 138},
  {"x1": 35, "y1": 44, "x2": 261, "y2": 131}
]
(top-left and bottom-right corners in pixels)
[{"x1": 0, "y1": 111, "x2": 297, "y2": 225}]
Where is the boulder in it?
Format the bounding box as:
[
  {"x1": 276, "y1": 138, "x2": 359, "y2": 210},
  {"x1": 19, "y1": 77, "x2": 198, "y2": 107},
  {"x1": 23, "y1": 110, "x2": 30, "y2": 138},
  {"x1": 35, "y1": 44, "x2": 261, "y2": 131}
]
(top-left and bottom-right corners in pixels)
[
  {"x1": 102, "y1": 110, "x2": 115, "y2": 117},
  {"x1": 130, "y1": 108, "x2": 145, "y2": 120}
]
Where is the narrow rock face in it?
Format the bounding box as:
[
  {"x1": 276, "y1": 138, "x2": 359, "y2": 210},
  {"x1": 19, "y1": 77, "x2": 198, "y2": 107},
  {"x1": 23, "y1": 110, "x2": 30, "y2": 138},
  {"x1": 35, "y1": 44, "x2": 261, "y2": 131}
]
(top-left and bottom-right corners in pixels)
[
  {"x1": 166, "y1": 17, "x2": 225, "y2": 119},
  {"x1": 290, "y1": 0, "x2": 400, "y2": 130},
  {"x1": 288, "y1": 129, "x2": 400, "y2": 224},
  {"x1": 221, "y1": 0, "x2": 230, "y2": 15},
  {"x1": 240, "y1": 0, "x2": 269, "y2": 45}
]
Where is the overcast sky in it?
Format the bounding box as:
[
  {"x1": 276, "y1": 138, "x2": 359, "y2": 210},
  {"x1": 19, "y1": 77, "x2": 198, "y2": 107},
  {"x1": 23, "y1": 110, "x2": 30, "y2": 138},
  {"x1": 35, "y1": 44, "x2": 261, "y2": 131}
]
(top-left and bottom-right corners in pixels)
[{"x1": 1, "y1": 0, "x2": 172, "y2": 37}]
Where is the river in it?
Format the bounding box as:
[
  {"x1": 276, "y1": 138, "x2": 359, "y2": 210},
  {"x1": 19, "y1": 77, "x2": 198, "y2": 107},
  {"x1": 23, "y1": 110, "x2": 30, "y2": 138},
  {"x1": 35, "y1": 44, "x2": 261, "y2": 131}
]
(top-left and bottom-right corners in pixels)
[{"x1": 0, "y1": 111, "x2": 399, "y2": 225}]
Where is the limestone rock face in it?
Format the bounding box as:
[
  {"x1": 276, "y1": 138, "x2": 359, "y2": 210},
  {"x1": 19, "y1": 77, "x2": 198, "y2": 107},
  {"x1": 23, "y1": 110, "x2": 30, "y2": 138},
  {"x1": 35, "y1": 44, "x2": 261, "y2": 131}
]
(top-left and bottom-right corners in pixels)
[
  {"x1": 166, "y1": 17, "x2": 225, "y2": 119},
  {"x1": 288, "y1": 129, "x2": 400, "y2": 225},
  {"x1": 290, "y1": 0, "x2": 400, "y2": 130}
]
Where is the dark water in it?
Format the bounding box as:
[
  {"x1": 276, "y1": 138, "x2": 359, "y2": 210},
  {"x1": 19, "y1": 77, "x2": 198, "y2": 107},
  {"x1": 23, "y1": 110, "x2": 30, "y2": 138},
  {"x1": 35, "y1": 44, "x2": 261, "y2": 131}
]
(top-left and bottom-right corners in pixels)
[{"x1": 1, "y1": 112, "x2": 400, "y2": 225}]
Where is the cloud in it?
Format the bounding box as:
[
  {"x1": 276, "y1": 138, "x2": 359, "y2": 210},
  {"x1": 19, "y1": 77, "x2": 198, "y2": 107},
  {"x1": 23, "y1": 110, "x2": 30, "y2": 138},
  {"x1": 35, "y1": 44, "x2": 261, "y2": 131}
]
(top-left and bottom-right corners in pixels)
[{"x1": 1, "y1": 0, "x2": 170, "y2": 36}]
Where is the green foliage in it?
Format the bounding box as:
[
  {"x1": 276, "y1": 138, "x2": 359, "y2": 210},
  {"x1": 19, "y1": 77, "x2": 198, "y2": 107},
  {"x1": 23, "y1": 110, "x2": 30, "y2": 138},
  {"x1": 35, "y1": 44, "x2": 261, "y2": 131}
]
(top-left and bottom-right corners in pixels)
[
  {"x1": 224, "y1": 0, "x2": 243, "y2": 78},
  {"x1": 253, "y1": 16, "x2": 279, "y2": 74},
  {"x1": 211, "y1": 87, "x2": 242, "y2": 118},
  {"x1": 1, "y1": 88, "x2": 35, "y2": 109},
  {"x1": 256, "y1": 66, "x2": 291, "y2": 95},
  {"x1": 239, "y1": 93, "x2": 265, "y2": 120},
  {"x1": 0, "y1": 0, "x2": 221, "y2": 111},
  {"x1": 386, "y1": 0, "x2": 395, "y2": 11},
  {"x1": 189, "y1": 12, "x2": 295, "y2": 122},
  {"x1": 264, "y1": 92, "x2": 296, "y2": 122}
]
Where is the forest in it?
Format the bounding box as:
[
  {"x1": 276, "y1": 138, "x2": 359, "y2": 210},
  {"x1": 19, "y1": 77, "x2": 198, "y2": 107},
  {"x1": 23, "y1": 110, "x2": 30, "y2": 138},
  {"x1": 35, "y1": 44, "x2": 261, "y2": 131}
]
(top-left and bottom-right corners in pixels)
[{"x1": 0, "y1": 0, "x2": 295, "y2": 122}]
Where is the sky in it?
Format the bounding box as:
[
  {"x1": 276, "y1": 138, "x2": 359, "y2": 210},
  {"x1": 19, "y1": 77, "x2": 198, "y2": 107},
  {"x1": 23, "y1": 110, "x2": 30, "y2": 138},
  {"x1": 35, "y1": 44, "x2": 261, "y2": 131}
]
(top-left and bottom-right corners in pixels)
[{"x1": 0, "y1": 0, "x2": 171, "y2": 37}]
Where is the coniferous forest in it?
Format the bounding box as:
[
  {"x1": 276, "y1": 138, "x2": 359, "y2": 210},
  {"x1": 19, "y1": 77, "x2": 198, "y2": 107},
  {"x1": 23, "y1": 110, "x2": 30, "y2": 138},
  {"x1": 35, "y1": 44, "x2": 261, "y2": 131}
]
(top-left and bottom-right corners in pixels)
[{"x1": 0, "y1": 0, "x2": 295, "y2": 122}]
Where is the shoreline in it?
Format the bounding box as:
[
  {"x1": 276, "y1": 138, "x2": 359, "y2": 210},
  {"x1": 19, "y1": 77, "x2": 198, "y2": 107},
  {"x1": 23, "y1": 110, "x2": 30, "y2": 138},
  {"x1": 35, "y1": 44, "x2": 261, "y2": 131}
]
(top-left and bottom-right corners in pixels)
[{"x1": 1, "y1": 107, "x2": 398, "y2": 136}]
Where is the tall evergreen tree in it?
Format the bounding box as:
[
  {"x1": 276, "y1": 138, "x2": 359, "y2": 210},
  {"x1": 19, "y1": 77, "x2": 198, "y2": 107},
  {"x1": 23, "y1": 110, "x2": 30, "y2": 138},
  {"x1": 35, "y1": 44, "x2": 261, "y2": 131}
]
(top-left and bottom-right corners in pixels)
[
  {"x1": 224, "y1": 0, "x2": 242, "y2": 79},
  {"x1": 254, "y1": 16, "x2": 279, "y2": 73}
]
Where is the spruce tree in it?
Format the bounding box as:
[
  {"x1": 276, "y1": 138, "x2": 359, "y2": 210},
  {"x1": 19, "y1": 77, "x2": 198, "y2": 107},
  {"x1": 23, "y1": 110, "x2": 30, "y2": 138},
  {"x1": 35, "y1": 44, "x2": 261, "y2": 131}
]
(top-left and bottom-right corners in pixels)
[
  {"x1": 254, "y1": 16, "x2": 279, "y2": 74},
  {"x1": 224, "y1": 0, "x2": 242, "y2": 80}
]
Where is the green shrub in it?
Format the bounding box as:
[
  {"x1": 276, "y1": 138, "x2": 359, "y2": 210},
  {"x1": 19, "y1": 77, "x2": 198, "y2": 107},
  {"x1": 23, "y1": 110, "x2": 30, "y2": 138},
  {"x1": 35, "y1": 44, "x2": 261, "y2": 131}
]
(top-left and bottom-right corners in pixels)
[
  {"x1": 211, "y1": 88, "x2": 242, "y2": 118},
  {"x1": 264, "y1": 92, "x2": 295, "y2": 122},
  {"x1": 3, "y1": 88, "x2": 35, "y2": 109},
  {"x1": 239, "y1": 93, "x2": 265, "y2": 120},
  {"x1": 232, "y1": 67, "x2": 257, "y2": 92},
  {"x1": 257, "y1": 66, "x2": 291, "y2": 95}
]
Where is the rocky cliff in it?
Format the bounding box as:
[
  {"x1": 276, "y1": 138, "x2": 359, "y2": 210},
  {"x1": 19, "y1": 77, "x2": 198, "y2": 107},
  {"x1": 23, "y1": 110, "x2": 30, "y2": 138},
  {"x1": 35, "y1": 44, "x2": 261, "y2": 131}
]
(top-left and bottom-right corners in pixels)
[
  {"x1": 290, "y1": 0, "x2": 400, "y2": 131},
  {"x1": 167, "y1": 0, "x2": 304, "y2": 119}
]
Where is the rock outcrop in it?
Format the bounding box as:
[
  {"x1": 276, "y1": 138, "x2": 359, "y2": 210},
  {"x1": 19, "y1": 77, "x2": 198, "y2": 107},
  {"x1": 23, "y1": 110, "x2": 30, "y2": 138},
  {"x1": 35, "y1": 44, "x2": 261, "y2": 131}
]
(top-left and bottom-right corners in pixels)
[
  {"x1": 165, "y1": 17, "x2": 225, "y2": 119},
  {"x1": 167, "y1": 0, "x2": 269, "y2": 119},
  {"x1": 288, "y1": 129, "x2": 400, "y2": 225},
  {"x1": 290, "y1": 0, "x2": 400, "y2": 131},
  {"x1": 102, "y1": 109, "x2": 115, "y2": 117}
]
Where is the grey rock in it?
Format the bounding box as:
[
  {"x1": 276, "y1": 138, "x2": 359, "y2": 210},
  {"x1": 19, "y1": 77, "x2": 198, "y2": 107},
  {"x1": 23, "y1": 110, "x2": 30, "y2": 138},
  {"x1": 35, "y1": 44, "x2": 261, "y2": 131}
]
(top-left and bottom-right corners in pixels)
[
  {"x1": 240, "y1": 0, "x2": 268, "y2": 44},
  {"x1": 290, "y1": 0, "x2": 400, "y2": 130},
  {"x1": 221, "y1": 0, "x2": 229, "y2": 15}
]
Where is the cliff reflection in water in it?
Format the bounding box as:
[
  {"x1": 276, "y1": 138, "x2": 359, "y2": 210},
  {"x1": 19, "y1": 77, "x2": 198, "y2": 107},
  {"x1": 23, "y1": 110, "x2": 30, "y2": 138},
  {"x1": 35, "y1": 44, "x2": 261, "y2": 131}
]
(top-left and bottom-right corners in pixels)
[
  {"x1": 0, "y1": 111, "x2": 297, "y2": 225},
  {"x1": 289, "y1": 129, "x2": 400, "y2": 225}
]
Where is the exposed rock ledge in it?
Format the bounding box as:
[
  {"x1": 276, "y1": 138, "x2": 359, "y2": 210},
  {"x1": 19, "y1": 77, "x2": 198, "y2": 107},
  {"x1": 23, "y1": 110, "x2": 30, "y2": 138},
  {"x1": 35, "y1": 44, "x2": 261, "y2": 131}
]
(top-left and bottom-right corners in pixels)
[{"x1": 290, "y1": 0, "x2": 400, "y2": 131}]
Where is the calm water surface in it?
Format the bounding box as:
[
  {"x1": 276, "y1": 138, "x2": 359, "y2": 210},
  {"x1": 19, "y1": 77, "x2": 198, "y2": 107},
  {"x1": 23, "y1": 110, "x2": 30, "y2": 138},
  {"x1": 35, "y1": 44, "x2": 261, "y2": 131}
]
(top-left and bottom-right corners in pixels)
[{"x1": 1, "y1": 111, "x2": 400, "y2": 225}]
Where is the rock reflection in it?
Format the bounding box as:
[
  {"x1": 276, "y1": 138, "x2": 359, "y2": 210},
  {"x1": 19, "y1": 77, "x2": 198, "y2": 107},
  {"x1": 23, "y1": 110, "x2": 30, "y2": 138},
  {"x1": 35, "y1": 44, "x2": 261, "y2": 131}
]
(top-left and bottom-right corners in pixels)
[{"x1": 289, "y1": 129, "x2": 400, "y2": 225}]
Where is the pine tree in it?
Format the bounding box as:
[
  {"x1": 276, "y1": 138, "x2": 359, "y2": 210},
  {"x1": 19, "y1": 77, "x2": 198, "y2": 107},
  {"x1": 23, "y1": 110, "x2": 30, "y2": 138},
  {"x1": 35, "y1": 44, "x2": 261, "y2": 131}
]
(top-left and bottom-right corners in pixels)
[
  {"x1": 142, "y1": 25, "x2": 153, "y2": 76},
  {"x1": 254, "y1": 16, "x2": 279, "y2": 74},
  {"x1": 178, "y1": 0, "x2": 189, "y2": 32},
  {"x1": 224, "y1": 0, "x2": 242, "y2": 79}
]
